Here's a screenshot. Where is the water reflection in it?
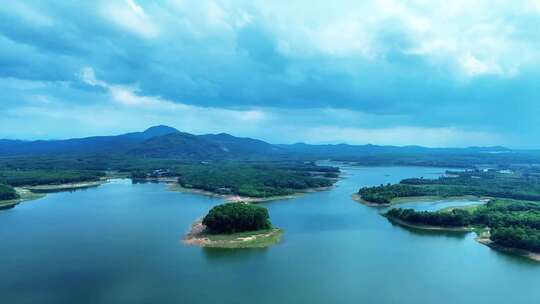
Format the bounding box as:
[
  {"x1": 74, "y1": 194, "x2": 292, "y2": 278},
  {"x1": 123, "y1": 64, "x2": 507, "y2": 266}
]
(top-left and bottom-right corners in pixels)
[
  {"x1": 202, "y1": 247, "x2": 269, "y2": 262},
  {"x1": 386, "y1": 218, "x2": 469, "y2": 239}
]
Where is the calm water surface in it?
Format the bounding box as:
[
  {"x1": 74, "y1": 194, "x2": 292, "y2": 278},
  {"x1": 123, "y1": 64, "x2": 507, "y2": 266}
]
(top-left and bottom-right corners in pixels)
[{"x1": 1, "y1": 166, "x2": 539, "y2": 304}]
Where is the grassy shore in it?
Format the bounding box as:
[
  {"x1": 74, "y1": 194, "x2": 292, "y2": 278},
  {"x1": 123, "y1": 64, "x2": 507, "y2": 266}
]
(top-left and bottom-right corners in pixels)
[
  {"x1": 184, "y1": 220, "x2": 283, "y2": 248},
  {"x1": 352, "y1": 193, "x2": 487, "y2": 207}
]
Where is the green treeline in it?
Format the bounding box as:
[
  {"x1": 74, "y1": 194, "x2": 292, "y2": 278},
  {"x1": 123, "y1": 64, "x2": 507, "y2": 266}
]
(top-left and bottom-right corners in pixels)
[
  {"x1": 387, "y1": 208, "x2": 472, "y2": 227},
  {"x1": 491, "y1": 227, "x2": 540, "y2": 253},
  {"x1": 358, "y1": 169, "x2": 540, "y2": 204},
  {"x1": 0, "y1": 184, "x2": 18, "y2": 201},
  {"x1": 358, "y1": 184, "x2": 427, "y2": 204},
  {"x1": 175, "y1": 163, "x2": 336, "y2": 198},
  {"x1": 0, "y1": 170, "x2": 105, "y2": 187},
  {"x1": 387, "y1": 199, "x2": 540, "y2": 253},
  {"x1": 203, "y1": 203, "x2": 272, "y2": 234},
  {"x1": 0, "y1": 156, "x2": 337, "y2": 197}
]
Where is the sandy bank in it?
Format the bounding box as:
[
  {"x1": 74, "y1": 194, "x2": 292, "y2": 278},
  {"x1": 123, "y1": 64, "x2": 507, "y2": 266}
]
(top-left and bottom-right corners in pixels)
[
  {"x1": 169, "y1": 183, "x2": 333, "y2": 203},
  {"x1": 352, "y1": 193, "x2": 488, "y2": 208},
  {"x1": 183, "y1": 220, "x2": 283, "y2": 249},
  {"x1": 24, "y1": 180, "x2": 107, "y2": 193}
]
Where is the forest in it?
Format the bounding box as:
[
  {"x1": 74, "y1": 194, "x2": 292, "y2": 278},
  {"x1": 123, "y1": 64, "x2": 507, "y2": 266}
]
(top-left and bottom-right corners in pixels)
[
  {"x1": 386, "y1": 199, "x2": 540, "y2": 253},
  {"x1": 0, "y1": 170, "x2": 105, "y2": 187},
  {"x1": 174, "y1": 162, "x2": 336, "y2": 197},
  {"x1": 0, "y1": 153, "x2": 338, "y2": 198},
  {"x1": 202, "y1": 203, "x2": 272, "y2": 234},
  {"x1": 358, "y1": 169, "x2": 540, "y2": 204}
]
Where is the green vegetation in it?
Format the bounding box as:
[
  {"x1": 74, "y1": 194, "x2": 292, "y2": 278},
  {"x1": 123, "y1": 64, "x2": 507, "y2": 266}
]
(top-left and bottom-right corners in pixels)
[
  {"x1": 0, "y1": 184, "x2": 18, "y2": 201},
  {"x1": 0, "y1": 155, "x2": 337, "y2": 198},
  {"x1": 358, "y1": 184, "x2": 427, "y2": 204},
  {"x1": 491, "y1": 227, "x2": 540, "y2": 253},
  {"x1": 203, "y1": 203, "x2": 272, "y2": 234},
  {"x1": 358, "y1": 169, "x2": 540, "y2": 205},
  {"x1": 0, "y1": 169, "x2": 105, "y2": 187},
  {"x1": 0, "y1": 187, "x2": 45, "y2": 210},
  {"x1": 386, "y1": 199, "x2": 540, "y2": 253},
  {"x1": 176, "y1": 162, "x2": 336, "y2": 198},
  {"x1": 387, "y1": 208, "x2": 472, "y2": 227},
  {"x1": 360, "y1": 169, "x2": 540, "y2": 256}
]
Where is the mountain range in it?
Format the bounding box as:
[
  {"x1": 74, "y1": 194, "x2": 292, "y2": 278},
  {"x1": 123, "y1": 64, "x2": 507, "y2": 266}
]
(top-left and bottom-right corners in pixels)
[{"x1": 0, "y1": 125, "x2": 522, "y2": 160}]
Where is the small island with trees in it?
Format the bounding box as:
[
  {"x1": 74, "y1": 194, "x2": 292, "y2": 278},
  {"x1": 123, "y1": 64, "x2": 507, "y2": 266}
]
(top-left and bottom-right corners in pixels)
[{"x1": 184, "y1": 202, "x2": 283, "y2": 248}]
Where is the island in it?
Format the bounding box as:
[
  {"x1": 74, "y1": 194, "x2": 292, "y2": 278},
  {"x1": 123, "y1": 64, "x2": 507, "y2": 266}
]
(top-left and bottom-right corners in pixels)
[
  {"x1": 355, "y1": 169, "x2": 540, "y2": 261},
  {"x1": 184, "y1": 202, "x2": 283, "y2": 248},
  {"x1": 140, "y1": 161, "x2": 339, "y2": 202}
]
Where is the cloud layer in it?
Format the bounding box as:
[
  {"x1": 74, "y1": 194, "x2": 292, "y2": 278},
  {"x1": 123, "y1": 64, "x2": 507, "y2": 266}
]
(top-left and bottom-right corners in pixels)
[{"x1": 0, "y1": 0, "x2": 539, "y2": 147}]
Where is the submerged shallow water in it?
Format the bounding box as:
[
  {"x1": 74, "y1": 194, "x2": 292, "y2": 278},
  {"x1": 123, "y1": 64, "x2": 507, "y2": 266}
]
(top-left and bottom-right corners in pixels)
[{"x1": 1, "y1": 166, "x2": 539, "y2": 304}]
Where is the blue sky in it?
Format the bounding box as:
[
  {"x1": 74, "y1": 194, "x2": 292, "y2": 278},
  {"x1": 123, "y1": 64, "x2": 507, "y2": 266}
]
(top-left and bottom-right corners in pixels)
[{"x1": 0, "y1": 1, "x2": 539, "y2": 147}]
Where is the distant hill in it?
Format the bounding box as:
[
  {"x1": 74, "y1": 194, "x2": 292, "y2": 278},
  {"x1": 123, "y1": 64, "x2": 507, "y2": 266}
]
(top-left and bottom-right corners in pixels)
[
  {"x1": 0, "y1": 126, "x2": 280, "y2": 159},
  {"x1": 128, "y1": 132, "x2": 225, "y2": 159},
  {"x1": 199, "y1": 133, "x2": 283, "y2": 155},
  {"x1": 278, "y1": 143, "x2": 513, "y2": 157},
  {"x1": 0, "y1": 125, "x2": 531, "y2": 165}
]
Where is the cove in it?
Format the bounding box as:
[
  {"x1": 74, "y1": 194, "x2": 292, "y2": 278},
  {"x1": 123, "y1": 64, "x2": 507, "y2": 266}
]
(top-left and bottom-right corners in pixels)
[{"x1": 1, "y1": 166, "x2": 539, "y2": 304}]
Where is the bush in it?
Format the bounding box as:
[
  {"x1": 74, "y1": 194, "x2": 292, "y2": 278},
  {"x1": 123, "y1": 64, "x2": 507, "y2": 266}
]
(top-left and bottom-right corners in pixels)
[
  {"x1": 491, "y1": 227, "x2": 540, "y2": 252},
  {"x1": 202, "y1": 203, "x2": 272, "y2": 234},
  {"x1": 0, "y1": 184, "x2": 18, "y2": 201}
]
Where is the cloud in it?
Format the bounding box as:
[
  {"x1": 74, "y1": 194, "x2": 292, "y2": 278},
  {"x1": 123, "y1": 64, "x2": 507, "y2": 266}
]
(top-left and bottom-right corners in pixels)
[
  {"x1": 78, "y1": 66, "x2": 266, "y2": 122},
  {"x1": 101, "y1": 0, "x2": 159, "y2": 38},
  {"x1": 1, "y1": 1, "x2": 540, "y2": 147}
]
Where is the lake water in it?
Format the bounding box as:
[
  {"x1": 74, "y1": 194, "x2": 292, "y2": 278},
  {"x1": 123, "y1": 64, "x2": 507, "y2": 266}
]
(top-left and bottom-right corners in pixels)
[{"x1": 1, "y1": 166, "x2": 539, "y2": 304}]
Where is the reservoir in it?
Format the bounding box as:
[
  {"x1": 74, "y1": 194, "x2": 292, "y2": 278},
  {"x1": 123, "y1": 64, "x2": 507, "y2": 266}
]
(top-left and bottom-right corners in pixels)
[{"x1": 1, "y1": 166, "x2": 538, "y2": 303}]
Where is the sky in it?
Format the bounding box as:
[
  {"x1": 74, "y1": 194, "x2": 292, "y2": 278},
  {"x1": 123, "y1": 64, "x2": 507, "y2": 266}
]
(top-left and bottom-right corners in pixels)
[{"x1": 0, "y1": 0, "x2": 539, "y2": 147}]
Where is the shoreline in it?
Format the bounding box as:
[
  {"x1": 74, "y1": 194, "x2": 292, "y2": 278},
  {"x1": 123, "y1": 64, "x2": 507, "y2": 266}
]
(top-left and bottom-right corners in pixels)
[
  {"x1": 183, "y1": 220, "x2": 283, "y2": 248},
  {"x1": 169, "y1": 183, "x2": 334, "y2": 203},
  {"x1": 384, "y1": 214, "x2": 474, "y2": 232},
  {"x1": 476, "y1": 236, "x2": 540, "y2": 262},
  {"x1": 386, "y1": 215, "x2": 540, "y2": 262},
  {"x1": 352, "y1": 193, "x2": 488, "y2": 207},
  {"x1": 0, "y1": 180, "x2": 109, "y2": 210},
  {"x1": 0, "y1": 188, "x2": 46, "y2": 209},
  {"x1": 24, "y1": 180, "x2": 108, "y2": 193}
]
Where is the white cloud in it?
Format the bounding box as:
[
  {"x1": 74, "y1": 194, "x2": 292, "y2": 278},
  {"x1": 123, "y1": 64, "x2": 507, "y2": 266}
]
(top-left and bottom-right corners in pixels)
[
  {"x1": 249, "y1": 0, "x2": 537, "y2": 78},
  {"x1": 459, "y1": 53, "x2": 503, "y2": 77},
  {"x1": 101, "y1": 0, "x2": 159, "y2": 38},
  {"x1": 78, "y1": 66, "x2": 266, "y2": 123},
  {"x1": 79, "y1": 67, "x2": 107, "y2": 87}
]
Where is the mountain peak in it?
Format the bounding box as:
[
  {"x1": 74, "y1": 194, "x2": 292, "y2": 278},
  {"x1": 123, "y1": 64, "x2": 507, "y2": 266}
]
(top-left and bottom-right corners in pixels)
[{"x1": 143, "y1": 125, "x2": 179, "y2": 135}]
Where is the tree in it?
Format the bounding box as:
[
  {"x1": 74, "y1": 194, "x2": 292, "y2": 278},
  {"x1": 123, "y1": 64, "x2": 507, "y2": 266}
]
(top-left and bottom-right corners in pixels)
[{"x1": 202, "y1": 202, "x2": 272, "y2": 234}]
